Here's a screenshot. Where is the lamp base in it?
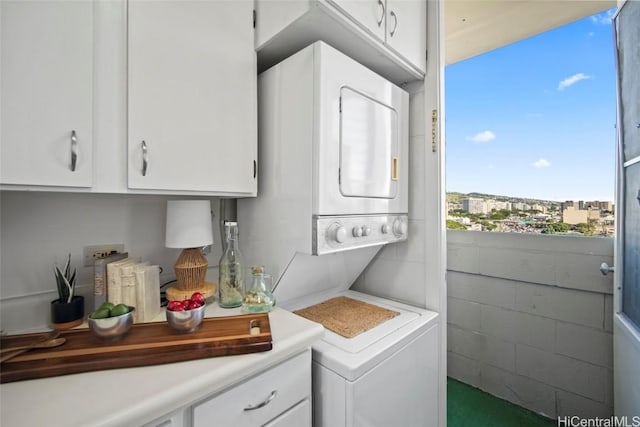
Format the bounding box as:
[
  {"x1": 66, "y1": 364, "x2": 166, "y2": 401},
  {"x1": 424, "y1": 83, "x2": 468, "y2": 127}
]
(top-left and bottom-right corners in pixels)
[
  {"x1": 174, "y1": 248, "x2": 208, "y2": 290},
  {"x1": 166, "y1": 281, "x2": 216, "y2": 303}
]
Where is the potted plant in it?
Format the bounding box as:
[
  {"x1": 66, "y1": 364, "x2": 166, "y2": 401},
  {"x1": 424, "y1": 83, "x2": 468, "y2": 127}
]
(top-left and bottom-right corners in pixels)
[{"x1": 51, "y1": 254, "x2": 84, "y2": 329}]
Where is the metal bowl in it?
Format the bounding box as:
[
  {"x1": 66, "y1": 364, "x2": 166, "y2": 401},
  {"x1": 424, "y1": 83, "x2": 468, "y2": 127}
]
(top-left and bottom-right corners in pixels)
[
  {"x1": 166, "y1": 304, "x2": 205, "y2": 333},
  {"x1": 88, "y1": 307, "x2": 135, "y2": 341}
]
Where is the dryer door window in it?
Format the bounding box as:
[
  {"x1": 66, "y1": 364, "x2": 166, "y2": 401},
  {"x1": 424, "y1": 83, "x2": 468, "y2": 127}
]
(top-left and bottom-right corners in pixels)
[{"x1": 339, "y1": 87, "x2": 398, "y2": 199}]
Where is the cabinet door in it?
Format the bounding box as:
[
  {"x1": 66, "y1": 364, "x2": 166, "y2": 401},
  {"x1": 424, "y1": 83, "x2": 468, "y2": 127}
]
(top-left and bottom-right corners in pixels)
[
  {"x1": 1, "y1": 0, "x2": 93, "y2": 187},
  {"x1": 328, "y1": 0, "x2": 385, "y2": 41},
  {"x1": 128, "y1": 0, "x2": 257, "y2": 194},
  {"x1": 385, "y1": 0, "x2": 426, "y2": 73}
]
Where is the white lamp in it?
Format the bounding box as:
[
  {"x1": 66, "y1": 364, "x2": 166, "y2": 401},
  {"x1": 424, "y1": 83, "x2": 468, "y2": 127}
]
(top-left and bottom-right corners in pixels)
[{"x1": 165, "y1": 200, "x2": 215, "y2": 301}]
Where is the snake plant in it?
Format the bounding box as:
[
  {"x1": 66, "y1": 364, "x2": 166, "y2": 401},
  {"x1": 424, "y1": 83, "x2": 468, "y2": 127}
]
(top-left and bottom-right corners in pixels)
[{"x1": 54, "y1": 254, "x2": 77, "y2": 303}]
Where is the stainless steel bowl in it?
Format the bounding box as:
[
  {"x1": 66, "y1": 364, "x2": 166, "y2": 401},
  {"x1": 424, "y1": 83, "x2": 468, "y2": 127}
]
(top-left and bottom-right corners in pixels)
[
  {"x1": 166, "y1": 304, "x2": 205, "y2": 333},
  {"x1": 88, "y1": 307, "x2": 135, "y2": 341}
]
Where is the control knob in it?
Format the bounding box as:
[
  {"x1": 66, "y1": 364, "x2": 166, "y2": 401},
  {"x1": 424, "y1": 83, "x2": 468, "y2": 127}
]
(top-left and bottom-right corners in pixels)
[
  {"x1": 328, "y1": 223, "x2": 347, "y2": 244},
  {"x1": 352, "y1": 226, "x2": 363, "y2": 237},
  {"x1": 392, "y1": 218, "x2": 407, "y2": 237},
  {"x1": 381, "y1": 224, "x2": 391, "y2": 234},
  {"x1": 362, "y1": 226, "x2": 371, "y2": 236}
]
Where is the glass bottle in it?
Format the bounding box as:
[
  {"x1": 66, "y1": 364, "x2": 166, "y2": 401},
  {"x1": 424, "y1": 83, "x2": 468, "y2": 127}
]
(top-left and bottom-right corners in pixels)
[
  {"x1": 218, "y1": 222, "x2": 244, "y2": 308},
  {"x1": 242, "y1": 266, "x2": 275, "y2": 313}
]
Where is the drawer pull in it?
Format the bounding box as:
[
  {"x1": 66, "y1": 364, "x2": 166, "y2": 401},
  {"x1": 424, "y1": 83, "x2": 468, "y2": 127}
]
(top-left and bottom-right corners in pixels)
[{"x1": 243, "y1": 390, "x2": 277, "y2": 411}]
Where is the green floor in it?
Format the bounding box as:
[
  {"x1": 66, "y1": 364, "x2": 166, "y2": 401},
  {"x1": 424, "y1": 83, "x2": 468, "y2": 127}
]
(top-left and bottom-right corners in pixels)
[{"x1": 448, "y1": 378, "x2": 556, "y2": 427}]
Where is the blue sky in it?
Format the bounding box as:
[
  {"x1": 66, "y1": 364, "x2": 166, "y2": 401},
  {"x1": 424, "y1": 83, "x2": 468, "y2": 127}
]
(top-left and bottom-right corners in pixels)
[{"x1": 445, "y1": 8, "x2": 617, "y2": 202}]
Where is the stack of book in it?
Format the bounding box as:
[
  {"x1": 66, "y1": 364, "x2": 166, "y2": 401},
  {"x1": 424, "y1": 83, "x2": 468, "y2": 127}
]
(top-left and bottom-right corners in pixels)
[{"x1": 94, "y1": 254, "x2": 161, "y2": 323}]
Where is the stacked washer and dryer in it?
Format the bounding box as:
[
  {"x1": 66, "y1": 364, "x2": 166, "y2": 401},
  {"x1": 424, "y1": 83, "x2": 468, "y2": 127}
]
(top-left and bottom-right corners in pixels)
[{"x1": 238, "y1": 41, "x2": 439, "y2": 427}]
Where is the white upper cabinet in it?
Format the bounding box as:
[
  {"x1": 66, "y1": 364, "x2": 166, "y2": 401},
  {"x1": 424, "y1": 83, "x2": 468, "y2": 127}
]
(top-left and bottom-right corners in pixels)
[
  {"x1": 328, "y1": 0, "x2": 386, "y2": 41},
  {"x1": 255, "y1": 0, "x2": 426, "y2": 85},
  {"x1": 384, "y1": 0, "x2": 426, "y2": 72},
  {"x1": 329, "y1": 0, "x2": 426, "y2": 73},
  {"x1": 128, "y1": 0, "x2": 257, "y2": 195},
  {"x1": 1, "y1": 0, "x2": 94, "y2": 187}
]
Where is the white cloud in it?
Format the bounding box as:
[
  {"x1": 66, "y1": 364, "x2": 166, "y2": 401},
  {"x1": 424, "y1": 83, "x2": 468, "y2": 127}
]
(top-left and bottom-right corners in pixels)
[
  {"x1": 590, "y1": 9, "x2": 615, "y2": 25},
  {"x1": 466, "y1": 130, "x2": 496, "y2": 143},
  {"x1": 531, "y1": 158, "x2": 551, "y2": 168},
  {"x1": 557, "y1": 73, "x2": 591, "y2": 91}
]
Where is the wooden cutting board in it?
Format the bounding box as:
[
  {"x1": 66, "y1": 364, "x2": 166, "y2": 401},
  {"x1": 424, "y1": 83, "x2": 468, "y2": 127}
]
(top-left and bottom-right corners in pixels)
[{"x1": 0, "y1": 313, "x2": 272, "y2": 384}]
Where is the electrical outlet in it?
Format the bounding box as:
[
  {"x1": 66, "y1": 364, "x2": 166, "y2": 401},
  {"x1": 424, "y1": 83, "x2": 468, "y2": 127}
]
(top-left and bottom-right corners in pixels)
[{"x1": 83, "y1": 244, "x2": 125, "y2": 266}]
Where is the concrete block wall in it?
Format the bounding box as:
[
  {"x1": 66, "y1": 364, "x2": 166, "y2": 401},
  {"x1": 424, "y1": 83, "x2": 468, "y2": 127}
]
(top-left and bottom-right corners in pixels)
[{"x1": 447, "y1": 230, "x2": 614, "y2": 419}]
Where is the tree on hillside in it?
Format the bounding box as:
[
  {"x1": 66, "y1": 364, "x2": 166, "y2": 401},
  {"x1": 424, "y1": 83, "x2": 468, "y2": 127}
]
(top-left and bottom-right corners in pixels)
[
  {"x1": 545, "y1": 222, "x2": 570, "y2": 234},
  {"x1": 574, "y1": 222, "x2": 596, "y2": 236},
  {"x1": 447, "y1": 220, "x2": 467, "y2": 230}
]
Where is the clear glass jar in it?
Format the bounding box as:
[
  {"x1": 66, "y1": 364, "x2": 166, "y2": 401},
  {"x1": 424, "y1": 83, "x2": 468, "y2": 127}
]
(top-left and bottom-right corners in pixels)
[
  {"x1": 242, "y1": 267, "x2": 275, "y2": 313},
  {"x1": 218, "y1": 222, "x2": 244, "y2": 308}
]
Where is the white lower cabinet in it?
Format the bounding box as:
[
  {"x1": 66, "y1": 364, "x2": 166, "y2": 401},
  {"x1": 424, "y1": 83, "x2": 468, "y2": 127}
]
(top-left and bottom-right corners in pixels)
[{"x1": 192, "y1": 351, "x2": 311, "y2": 427}]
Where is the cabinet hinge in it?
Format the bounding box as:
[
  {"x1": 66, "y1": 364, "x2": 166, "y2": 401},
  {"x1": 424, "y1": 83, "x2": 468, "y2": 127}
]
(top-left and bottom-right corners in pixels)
[{"x1": 253, "y1": 9, "x2": 256, "y2": 29}]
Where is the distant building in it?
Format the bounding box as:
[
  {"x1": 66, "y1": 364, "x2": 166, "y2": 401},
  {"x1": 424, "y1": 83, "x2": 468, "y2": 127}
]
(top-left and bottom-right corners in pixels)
[
  {"x1": 588, "y1": 210, "x2": 601, "y2": 222},
  {"x1": 495, "y1": 201, "x2": 511, "y2": 211},
  {"x1": 562, "y1": 206, "x2": 589, "y2": 225},
  {"x1": 598, "y1": 201, "x2": 613, "y2": 212},
  {"x1": 512, "y1": 202, "x2": 529, "y2": 211},
  {"x1": 462, "y1": 198, "x2": 486, "y2": 214}
]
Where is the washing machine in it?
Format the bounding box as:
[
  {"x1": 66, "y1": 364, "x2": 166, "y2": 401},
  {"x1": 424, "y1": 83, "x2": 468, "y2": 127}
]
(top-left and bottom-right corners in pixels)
[{"x1": 284, "y1": 288, "x2": 439, "y2": 427}]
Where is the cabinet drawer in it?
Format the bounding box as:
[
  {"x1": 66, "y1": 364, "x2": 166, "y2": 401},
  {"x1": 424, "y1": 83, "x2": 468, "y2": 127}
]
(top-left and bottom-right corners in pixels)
[{"x1": 192, "y1": 351, "x2": 311, "y2": 427}]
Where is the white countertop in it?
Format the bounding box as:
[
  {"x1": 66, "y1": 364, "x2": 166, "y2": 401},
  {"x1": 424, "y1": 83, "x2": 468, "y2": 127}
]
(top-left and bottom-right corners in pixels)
[{"x1": 0, "y1": 305, "x2": 324, "y2": 427}]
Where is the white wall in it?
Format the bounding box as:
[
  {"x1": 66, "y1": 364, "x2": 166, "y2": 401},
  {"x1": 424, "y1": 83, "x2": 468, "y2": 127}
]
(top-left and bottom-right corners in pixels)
[
  {"x1": 0, "y1": 191, "x2": 223, "y2": 334},
  {"x1": 447, "y1": 230, "x2": 614, "y2": 419}
]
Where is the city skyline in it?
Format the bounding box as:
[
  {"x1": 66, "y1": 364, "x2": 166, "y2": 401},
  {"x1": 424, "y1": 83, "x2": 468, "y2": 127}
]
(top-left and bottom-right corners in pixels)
[{"x1": 445, "y1": 8, "x2": 617, "y2": 202}]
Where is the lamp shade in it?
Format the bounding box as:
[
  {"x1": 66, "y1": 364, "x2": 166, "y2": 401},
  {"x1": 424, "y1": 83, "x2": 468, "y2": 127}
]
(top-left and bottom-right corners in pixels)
[{"x1": 165, "y1": 200, "x2": 214, "y2": 248}]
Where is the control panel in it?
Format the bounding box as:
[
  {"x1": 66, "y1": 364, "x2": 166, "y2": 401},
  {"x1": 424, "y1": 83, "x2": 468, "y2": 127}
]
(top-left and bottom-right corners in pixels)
[{"x1": 313, "y1": 214, "x2": 408, "y2": 255}]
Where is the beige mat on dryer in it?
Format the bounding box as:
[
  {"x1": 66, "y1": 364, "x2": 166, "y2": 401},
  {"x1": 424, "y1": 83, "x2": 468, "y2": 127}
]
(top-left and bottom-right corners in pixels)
[{"x1": 294, "y1": 296, "x2": 399, "y2": 338}]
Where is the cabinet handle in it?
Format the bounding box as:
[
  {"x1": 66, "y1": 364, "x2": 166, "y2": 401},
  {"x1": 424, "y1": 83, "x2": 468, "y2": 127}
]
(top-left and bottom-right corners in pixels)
[
  {"x1": 141, "y1": 140, "x2": 148, "y2": 176},
  {"x1": 70, "y1": 130, "x2": 78, "y2": 172},
  {"x1": 377, "y1": 0, "x2": 385, "y2": 27},
  {"x1": 243, "y1": 390, "x2": 277, "y2": 411},
  {"x1": 389, "y1": 10, "x2": 398, "y2": 37},
  {"x1": 253, "y1": 160, "x2": 257, "y2": 178}
]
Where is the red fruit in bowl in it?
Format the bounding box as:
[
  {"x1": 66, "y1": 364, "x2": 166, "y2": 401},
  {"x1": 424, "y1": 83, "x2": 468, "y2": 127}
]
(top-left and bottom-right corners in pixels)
[
  {"x1": 181, "y1": 299, "x2": 191, "y2": 308},
  {"x1": 191, "y1": 292, "x2": 205, "y2": 305},
  {"x1": 167, "y1": 301, "x2": 183, "y2": 311},
  {"x1": 188, "y1": 301, "x2": 201, "y2": 310},
  {"x1": 172, "y1": 305, "x2": 185, "y2": 312}
]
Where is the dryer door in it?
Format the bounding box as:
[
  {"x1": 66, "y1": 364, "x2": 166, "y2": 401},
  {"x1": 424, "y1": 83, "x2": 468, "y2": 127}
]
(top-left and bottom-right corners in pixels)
[{"x1": 339, "y1": 87, "x2": 398, "y2": 199}]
